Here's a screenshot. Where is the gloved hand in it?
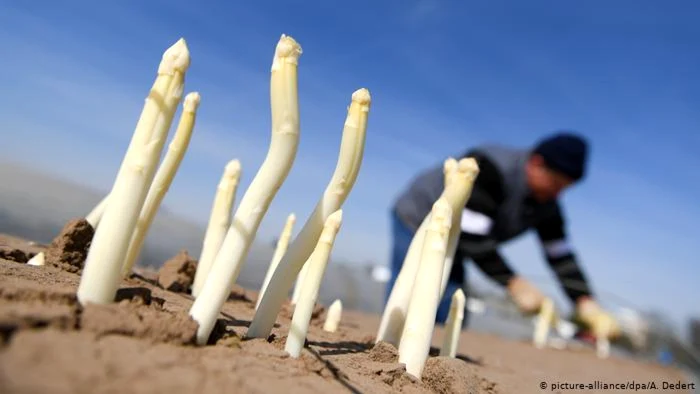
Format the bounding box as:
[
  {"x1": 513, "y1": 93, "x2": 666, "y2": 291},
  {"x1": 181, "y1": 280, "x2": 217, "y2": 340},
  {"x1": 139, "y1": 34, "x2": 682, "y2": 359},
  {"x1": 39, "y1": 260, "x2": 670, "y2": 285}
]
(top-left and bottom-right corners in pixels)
[
  {"x1": 506, "y1": 276, "x2": 545, "y2": 315},
  {"x1": 574, "y1": 297, "x2": 621, "y2": 340}
]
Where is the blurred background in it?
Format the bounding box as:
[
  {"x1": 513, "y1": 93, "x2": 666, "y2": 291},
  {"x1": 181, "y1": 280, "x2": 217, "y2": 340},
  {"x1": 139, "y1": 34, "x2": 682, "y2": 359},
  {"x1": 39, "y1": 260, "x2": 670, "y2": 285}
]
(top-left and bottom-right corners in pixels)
[{"x1": 1, "y1": 0, "x2": 698, "y2": 382}]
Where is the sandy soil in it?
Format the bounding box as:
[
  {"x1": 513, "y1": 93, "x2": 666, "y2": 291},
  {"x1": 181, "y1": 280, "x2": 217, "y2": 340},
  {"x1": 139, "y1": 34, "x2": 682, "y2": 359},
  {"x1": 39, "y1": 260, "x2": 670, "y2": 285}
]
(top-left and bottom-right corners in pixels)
[{"x1": 0, "y1": 222, "x2": 694, "y2": 394}]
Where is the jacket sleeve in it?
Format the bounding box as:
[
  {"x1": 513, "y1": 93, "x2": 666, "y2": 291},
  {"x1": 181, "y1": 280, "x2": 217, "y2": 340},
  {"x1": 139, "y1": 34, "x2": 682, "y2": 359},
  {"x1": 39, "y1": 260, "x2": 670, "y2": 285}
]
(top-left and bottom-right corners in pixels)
[
  {"x1": 450, "y1": 150, "x2": 517, "y2": 287},
  {"x1": 535, "y1": 204, "x2": 593, "y2": 303}
]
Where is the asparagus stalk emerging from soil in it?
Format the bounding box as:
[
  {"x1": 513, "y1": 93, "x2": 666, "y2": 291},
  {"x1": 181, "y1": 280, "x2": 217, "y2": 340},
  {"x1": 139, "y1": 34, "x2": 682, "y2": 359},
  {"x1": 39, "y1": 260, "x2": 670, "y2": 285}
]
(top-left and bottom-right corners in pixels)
[
  {"x1": 27, "y1": 252, "x2": 45, "y2": 266},
  {"x1": 189, "y1": 35, "x2": 302, "y2": 345},
  {"x1": 533, "y1": 297, "x2": 556, "y2": 349},
  {"x1": 77, "y1": 39, "x2": 190, "y2": 305},
  {"x1": 439, "y1": 288, "x2": 465, "y2": 358},
  {"x1": 285, "y1": 210, "x2": 343, "y2": 358},
  {"x1": 122, "y1": 92, "x2": 201, "y2": 277},
  {"x1": 323, "y1": 299, "x2": 343, "y2": 333},
  {"x1": 192, "y1": 159, "x2": 242, "y2": 298},
  {"x1": 290, "y1": 253, "x2": 310, "y2": 305},
  {"x1": 377, "y1": 158, "x2": 479, "y2": 345},
  {"x1": 398, "y1": 197, "x2": 453, "y2": 380},
  {"x1": 596, "y1": 320, "x2": 612, "y2": 359},
  {"x1": 247, "y1": 87, "x2": 371, "y2": 340},
  {"x1": 440, "y1": 159, "x2": 479, "y2": 296},
  {"x1": 86, "y1": 195, "x2": 109, "y2": 229},
  {"x1": 256, "y1": 213, "x2": 296, "y2": 309}
]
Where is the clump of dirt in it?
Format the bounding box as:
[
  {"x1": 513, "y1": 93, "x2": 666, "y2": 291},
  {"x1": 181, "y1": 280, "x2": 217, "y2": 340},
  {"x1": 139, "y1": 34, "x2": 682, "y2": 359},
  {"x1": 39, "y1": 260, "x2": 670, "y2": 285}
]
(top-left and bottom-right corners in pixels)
[
  {"x1": 0, "y1": 260, "x2": 197, "y2": 347},
  {"x1": 81, "y1": 292, "x2": 198, "y2": 345},
  {"x1": 0, "y1": 247, "x2": 32, "y2": 264},
  {"x1": 368, "y1": 340, "x2": 399, "y2": 363},
  {"x1": 0, "y1": 280, "x2": 79, "y2": 343},
  {"x1": 280, "y1": 300, "x2": 325, "y2": 324},
  {"x1": 0, "y1": 235, "x2": 46, "y2": 264},
  {"x1": 229, "y1": 284, "x2": 253, "y2": 303},
  {"x1": 423, "y1": 356, "x2": 499, "y2": 394},
  {"x1": 157, "y1": 250, "x2": 197, "y2": 293},
  {"x1": 45, "y1": 218, "x2": 94, "y2": 274}
]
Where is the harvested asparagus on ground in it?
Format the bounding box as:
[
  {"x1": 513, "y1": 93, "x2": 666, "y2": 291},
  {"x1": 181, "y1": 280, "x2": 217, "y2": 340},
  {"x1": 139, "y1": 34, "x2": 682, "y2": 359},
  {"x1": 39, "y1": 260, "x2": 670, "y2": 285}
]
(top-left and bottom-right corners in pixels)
[
  {"x1": 285, "y1": 210, "x2": 343, "y2": 358},
  {"x1": 257, "y1": 213, "x2": 296, "y2": 309},
  {"x1": 189, "y1": 35, "x2": 303, "y2": 345},
  {"x1": 85, "y1": 195, "x2": 109, "y2": 229},
  {"x1": 291, "y1": 253, "x2": 310, "y2": 305},
  {"x1": 192, "y1": 159, "x2": 242, "y2": 297},
  {"x1": 377, "y1": 157, "x2": 479, "y2": 345},
  {"x1": 533, "y1": 297, "x2": 556, "y2": 349},
  {"x1": 323, "y1": 299, "x2": 343, "y2": 333},
  {"x1": 439, "y1": 288, "x2": 465, "y2": 358},
  {"x1": 26, "y1": 252, "x2": 45, "y2": 266},
  {"x1": 398, "y1": 197, "x2": 453, "y2": 380},
  {"x1": 122, "y1": 92, "x2": 201, "y2": 277},
  {"x1": 77, "y1": 38, "x2": 190, "y2": 305},
  {"x1": 247, "y1": 87, "x2": 371, "y2": 339}
]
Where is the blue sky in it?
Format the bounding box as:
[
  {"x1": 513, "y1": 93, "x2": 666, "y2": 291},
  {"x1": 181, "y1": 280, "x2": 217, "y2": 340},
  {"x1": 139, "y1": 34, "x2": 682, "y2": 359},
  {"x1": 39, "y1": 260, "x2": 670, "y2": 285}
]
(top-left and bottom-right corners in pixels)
[{"x1": 1, "y1": 1, "x2": 698, "y2": 335}]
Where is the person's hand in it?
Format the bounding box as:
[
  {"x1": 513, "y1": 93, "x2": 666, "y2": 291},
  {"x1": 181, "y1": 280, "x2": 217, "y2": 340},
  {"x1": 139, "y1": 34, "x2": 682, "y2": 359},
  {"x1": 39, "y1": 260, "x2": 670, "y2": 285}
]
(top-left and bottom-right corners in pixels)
[
  {"x1": 506, "y1": 276, "x2": 545, "y2": 315},
  {"x1": 574, "y1": 297, "x2": 621, "y2": 339}
]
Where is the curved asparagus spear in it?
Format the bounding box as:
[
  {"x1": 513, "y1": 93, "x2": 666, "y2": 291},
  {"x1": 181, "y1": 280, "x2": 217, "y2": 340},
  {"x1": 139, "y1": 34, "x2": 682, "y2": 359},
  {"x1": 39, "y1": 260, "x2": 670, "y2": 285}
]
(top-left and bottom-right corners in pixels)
[
  {"x1": 247, "y1": 88, "x2": 371, "y2": 339},
  {"x1": 439, "y1": 288, "x2": 465, "y2": 357},
  {"x1": 191, "y1": 159, "x2": 242, "y2": 297},
  {"x1": 440, "y1": 158, "x2": 480, "y2": 295},
  {"x1": 122, "y1": 92, "x2": 201, "y2": 277},
  {"x1": 256, "y1": 213, "x2": 296, "y2": 309},
  {"x1": 189, "y1": 35, "x2": 302, "y2": 345},
  {"x1": 285, "y1": 210, "x2": 343, "y2": 358},
  {"x1": 77, "y1": 38, "x2": 190, "y2": 305},
  {"x1": 398, "y1": 197, "x2": 453, "y2": 380},
  {"x1": 377, "y1": 157, "x2": 479, "y2": 345}
]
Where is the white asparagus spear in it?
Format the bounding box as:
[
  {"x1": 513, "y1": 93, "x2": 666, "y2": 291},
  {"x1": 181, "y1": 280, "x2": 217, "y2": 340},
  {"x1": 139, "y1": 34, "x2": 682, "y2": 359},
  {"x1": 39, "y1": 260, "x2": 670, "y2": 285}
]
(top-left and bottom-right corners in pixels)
[
  {"x1": 26, "y1": 252, "x2": 45, "y2": 266},
  {"x1": 377, "y1": 158, "x2": 479, "y2": 345},
  {"x1": 192, "y1": 159, "x2": 242, "y2": 297},
  {"x1": 77, "y1": 39, "x2": 190, "y2": 305},
  {"x1": 247, "y1": 88, "x2": 371, "y2": 339},
  {"x1": 439, "y1": 288, "x2": 465, "y2": 357},
  {"x1": 438, "y1": 158, "x2": 480, "y2": 297},
  {"x1": 439, "y1": 159, "x2": 479, "y2": 296},
  {"x1": 85, "y1": 195, "x2": 109, "y2": 229},
  {"x1": 285, "y1": 210, "x2": 343, "y2": 358},
  {"x1": 323, "y1": 299, "x2": 343, "y2": 333},
  {"x1": 256, "y1": 213, "x2": 296, "y2": 309},
  {"x1": 121, "y1": 92, "x2": 201, "y2": 277},
  {"x1": 398, "y1": 197, "x2": 453, "y2": 380},
  {"x1": 533, "y1": 297, "x2": 555, "y2": 349},
  {"x1": 596, "y1": 319, "x2": 612, "y2": 359},
  {"x1": 291, "y1": 253, "x2": 310, "y2": 305},
  {"x1": 189, "y1": 35, "x2": 302, "y2": 345}
]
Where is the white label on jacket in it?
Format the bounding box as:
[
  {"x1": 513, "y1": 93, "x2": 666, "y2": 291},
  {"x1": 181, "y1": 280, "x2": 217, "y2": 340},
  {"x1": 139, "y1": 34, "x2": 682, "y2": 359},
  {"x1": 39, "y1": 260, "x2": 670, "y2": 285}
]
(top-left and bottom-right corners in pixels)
[
  {"x1": 543, "y1": 239, "x2": 572, "y2": 258},
  {"x1": 460, "y1": 208, "x2": 493, "y2": 235}
]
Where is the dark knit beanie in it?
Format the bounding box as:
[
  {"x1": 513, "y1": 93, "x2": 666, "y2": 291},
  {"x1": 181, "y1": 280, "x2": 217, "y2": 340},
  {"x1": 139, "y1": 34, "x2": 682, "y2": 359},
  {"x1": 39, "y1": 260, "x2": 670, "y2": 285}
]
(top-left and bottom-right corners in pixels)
[{"x1": 532, "y1": 132, "x2": 589, "y2": 181}]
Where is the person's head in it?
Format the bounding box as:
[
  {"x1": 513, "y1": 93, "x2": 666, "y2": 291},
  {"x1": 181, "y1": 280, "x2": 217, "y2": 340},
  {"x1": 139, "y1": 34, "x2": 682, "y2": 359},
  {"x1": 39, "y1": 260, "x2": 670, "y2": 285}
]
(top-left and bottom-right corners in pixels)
[{"x1": 525, "y1": 132, "x2": 589, "y2": 202}]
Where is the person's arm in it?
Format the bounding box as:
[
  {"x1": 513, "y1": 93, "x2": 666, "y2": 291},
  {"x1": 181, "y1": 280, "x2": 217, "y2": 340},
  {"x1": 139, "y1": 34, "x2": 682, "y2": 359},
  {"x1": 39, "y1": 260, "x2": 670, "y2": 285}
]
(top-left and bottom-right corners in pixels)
[
  {"x1": 535, "y1": 204, "x2": 593, "y2": 304},
  {"x1": 451, "y1": 150, "x2": 516, "y2": 286}
]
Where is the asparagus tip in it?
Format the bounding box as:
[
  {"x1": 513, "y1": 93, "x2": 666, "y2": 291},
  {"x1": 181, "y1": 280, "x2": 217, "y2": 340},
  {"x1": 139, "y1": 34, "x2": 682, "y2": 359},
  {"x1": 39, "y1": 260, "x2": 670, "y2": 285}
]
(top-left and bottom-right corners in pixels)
[{"x1": 183, "y1": 92, "x2": 201, "y2": 112}]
